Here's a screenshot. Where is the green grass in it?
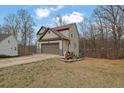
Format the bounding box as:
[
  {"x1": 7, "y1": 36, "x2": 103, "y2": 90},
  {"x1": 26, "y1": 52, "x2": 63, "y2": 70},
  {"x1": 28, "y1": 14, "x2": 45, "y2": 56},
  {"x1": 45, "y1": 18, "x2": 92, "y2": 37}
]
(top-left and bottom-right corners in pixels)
[{"x1": 0, "y1": 58, "x2": 124, "y2": 88}]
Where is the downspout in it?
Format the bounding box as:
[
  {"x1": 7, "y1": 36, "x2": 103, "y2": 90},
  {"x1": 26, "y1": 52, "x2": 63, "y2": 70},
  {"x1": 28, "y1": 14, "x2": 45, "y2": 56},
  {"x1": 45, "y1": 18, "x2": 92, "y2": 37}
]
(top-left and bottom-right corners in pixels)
[
  {"x1": 68, "y1": 40, "x2": 70, "y2": 51},
  {"x1": 69, "y1": 28, "x2": 70, "y2": 52},
  {"x1": 62, "y1": 40, "x2": 63, "y2": 56}
]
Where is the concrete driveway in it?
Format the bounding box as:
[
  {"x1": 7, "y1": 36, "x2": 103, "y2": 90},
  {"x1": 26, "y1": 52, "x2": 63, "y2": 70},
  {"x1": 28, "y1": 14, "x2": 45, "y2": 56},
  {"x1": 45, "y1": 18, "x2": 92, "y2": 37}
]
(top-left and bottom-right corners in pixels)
[{"x1": 0, "y1": 54, "x2": 60, "y2": 68}]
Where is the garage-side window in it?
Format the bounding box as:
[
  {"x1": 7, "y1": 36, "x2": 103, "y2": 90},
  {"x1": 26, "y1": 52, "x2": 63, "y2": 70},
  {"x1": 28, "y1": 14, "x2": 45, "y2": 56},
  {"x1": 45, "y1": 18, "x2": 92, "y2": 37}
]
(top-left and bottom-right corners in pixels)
[{"x1": 15, "y1": 47, "x2": 16, "y2": 51}]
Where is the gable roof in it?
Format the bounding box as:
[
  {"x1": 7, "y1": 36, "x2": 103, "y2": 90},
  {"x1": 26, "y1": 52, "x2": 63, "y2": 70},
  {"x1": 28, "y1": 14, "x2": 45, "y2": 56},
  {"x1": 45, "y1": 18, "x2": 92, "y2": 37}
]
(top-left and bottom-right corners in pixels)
[
  {"x1": 0, "y1": 34, "x2": 11, "y2": 42},
  {"x1": 38, "y1": 28, "x2": 69, "y2": 41},
  {"x1": 52, "y1": 23, "x2": 76, "y2": 31},
  {"x1": 37, "y1": 26, "x2": 47, "y2": 35},
  {"x1": 37, "y1": 23, "x2": 77, "y2": 41},
  {"x1": 51, "y1": 29, "x2": 69, "y2": 40},
  {"x1": 37, "y1": 23, "x2": 76, "y2": 35},
  {"x1": 38, "y1": 27, "x2": 50, "y2": 41}
]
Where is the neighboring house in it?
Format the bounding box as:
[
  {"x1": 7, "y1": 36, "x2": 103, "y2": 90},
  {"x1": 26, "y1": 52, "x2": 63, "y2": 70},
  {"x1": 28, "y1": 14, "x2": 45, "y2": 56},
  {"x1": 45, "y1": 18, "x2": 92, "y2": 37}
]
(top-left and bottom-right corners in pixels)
[
  {"x1": 37, "y1": 23, "x2": 80, "y2": 57},
  {"x1": 0, "y1": 34, "x2": 18, "y2": 56}
]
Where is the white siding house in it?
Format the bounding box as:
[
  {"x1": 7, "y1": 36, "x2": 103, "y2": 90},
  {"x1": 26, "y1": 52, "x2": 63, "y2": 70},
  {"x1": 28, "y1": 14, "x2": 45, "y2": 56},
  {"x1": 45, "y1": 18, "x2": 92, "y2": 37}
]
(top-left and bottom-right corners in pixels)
[{"x1": 0, "y1": 34, "x2": 18, "y2": 56}]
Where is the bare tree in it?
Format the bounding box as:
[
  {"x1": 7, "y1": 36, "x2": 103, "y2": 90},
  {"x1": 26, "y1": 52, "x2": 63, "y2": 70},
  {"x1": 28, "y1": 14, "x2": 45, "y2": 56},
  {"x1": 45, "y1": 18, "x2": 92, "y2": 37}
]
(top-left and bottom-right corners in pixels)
[
  {"x1": 79, "y1": 16, "x2": 100, "y2": 55},
  {"x1": 78, "y1": 5, "x2": 124, "y2": 58},
  {"x1": 3, "y1": 14, "x2": 19, "y2": 40},
  {"x1": 93, "y1": 8, "x2": 105, "y2": 48},
  {"x1": 92, "y1": 5, "x2": 124, "y2": 58},
  {"x1": 17, "y1": 9, "x2": 36, "y2": 55},
  {"x1": 17, "y1": 9, "x2": 35, "y2": 45},
  {"x1": 78, "y1": 17, "x2": 90, "y2": 56},
  {"x1": 0, "y1": 25, "x2": 2, "y2": 33},
  {"x1": 54, "y1": 15, "x2": 66, "y2": 26}
]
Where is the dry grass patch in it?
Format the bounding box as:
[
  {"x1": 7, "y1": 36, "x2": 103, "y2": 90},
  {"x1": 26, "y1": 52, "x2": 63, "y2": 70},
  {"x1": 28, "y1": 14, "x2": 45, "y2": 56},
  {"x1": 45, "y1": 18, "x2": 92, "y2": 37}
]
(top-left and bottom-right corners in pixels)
[{"x1": 0, "y1": 57, "x2": 124, "y2": 88}]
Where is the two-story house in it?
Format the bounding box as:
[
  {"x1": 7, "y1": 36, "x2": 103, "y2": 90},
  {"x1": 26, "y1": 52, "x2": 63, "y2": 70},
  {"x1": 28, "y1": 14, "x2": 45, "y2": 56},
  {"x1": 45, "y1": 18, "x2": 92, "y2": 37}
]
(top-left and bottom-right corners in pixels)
[{"x1": 37, "y1": 23, "x2": 79, "y2": 57}]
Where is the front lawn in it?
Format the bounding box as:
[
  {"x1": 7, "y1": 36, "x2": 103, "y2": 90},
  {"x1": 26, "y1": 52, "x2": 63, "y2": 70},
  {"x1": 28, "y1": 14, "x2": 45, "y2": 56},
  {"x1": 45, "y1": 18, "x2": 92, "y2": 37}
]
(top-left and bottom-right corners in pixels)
[{"x1": 0, "y1": 58, "x2": 124, "y2": 87}]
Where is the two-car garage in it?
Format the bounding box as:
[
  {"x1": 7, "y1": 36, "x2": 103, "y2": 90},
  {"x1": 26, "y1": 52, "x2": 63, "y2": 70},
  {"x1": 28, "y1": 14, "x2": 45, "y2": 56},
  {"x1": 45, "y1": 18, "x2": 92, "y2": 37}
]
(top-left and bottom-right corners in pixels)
[{"x1": 41, "y1": 43, "x2": 59, "y2": 55}]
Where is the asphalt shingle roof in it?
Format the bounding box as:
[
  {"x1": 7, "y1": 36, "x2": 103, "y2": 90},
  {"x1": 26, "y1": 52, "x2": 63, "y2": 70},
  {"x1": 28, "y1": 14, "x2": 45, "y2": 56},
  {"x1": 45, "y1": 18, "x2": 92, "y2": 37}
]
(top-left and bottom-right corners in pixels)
[{"x1": 52, "y1": 23, "x2": 75, "y2": 31}]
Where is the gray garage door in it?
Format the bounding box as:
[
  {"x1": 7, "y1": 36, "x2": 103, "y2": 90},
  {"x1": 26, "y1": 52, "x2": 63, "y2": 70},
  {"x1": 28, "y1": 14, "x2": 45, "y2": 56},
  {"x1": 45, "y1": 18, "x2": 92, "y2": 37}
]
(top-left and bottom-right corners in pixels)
[{"x1": 41, "y1": 43, "x2": 59, "y2": 54}]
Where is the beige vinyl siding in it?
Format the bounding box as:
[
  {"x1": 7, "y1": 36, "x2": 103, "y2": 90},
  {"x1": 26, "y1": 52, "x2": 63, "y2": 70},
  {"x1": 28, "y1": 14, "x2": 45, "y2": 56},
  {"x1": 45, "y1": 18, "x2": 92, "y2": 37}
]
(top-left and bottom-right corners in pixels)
[
  {"x1": 69, "y1": 24, "x2": 79, "y2": 57},
  {"x1": 59, "y1": 30, "x2": 69, "y2": 38},
  {"x1": 42, "y1": 30, "x2": 58, "y2": 39},
  {"x1": 63, "y1": 40, "x2": 69, "y2": 53}
]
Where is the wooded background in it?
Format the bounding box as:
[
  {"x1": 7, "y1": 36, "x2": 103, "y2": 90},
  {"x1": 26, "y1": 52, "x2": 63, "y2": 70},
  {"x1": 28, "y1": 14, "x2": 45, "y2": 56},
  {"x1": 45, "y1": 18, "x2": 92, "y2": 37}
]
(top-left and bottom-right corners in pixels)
[
  {"x1": 79, "y1": 5, "x2": 124, "y2": 59},
  {"x1": 0, "y1": 6, "x2": 124, "y2": 58}
]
